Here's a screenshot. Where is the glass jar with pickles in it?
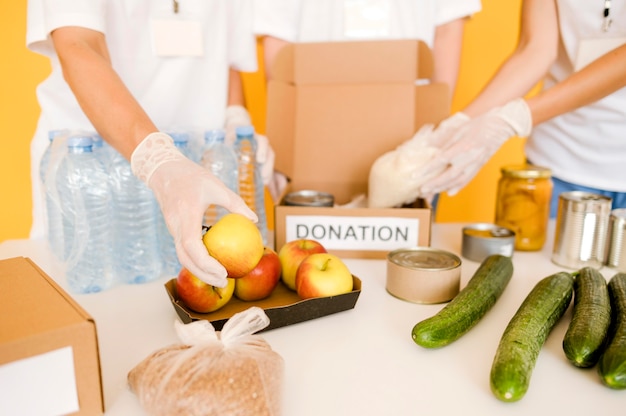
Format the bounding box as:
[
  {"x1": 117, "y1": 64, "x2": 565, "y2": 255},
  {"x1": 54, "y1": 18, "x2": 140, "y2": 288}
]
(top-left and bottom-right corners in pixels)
[{"x1": 495, "y1": 164, "x2": 553, "y2": 251}]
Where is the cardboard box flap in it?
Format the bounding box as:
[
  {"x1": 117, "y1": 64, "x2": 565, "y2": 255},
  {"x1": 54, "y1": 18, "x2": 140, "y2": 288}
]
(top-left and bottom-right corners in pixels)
[
  {"x1": 272, "y1": 39, "x2": 434, "y2": 85},
  {"x1": 0, "y1": 257, "x2": 94, "y2": 342}
]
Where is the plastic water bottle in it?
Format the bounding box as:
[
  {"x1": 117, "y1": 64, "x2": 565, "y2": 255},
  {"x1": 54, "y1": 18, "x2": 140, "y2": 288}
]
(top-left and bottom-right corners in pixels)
[
  {"x1": 40, "y1": 129, "x2": 66, "y2": 259},
  {"x1": 234, "y1": 125, "x2": 268, "y2": 244},
  {"x1": 56, "y1": 135, "x2": 114, "y2": 293},
  {"x1": 200, "y1": 129, "x2": 239, "y2": 227},
  {"x1": 90, "y1": 133, "x2": 115, "y2": 170},
  {"x1": 170, "y1": 131, "x2": 196, "y2": 161},
  {"x1": 109, "y1": 149, "x2": 162, "y2": 284}
]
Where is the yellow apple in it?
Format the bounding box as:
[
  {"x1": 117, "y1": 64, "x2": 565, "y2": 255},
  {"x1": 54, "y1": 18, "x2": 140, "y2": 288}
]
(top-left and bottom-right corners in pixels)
[
  {"x1": 176, "y1": 267, "x2": 235, "y2": 313},
  {"x1": 202, "y1": 213, "x2": 264, "y2": 278},
  {"x1": 278, "y1": 239, "x2": 327, "y2": 290},
  {"x1": 295, "y1": 253, "x2": 353, "y2": 299},
  {"x1": 234, "y1": 247, "x2": 282, "y2": 301}
]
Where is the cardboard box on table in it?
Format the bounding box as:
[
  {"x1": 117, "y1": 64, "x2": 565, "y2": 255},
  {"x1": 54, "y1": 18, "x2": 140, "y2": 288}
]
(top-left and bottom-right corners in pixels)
[
  {"x1": 266, "y1": 39, "x2": 450, "y2": 258},
  {"x1": 0, "y1": 257, "x2": 103, "y2": 415}
]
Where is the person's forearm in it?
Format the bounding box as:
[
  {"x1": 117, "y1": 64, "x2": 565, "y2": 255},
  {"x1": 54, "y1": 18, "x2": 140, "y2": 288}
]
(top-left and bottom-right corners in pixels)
[
  {"x1": 228, "y1": 68, "x2": 246, "y2": 107},
  {"x1": 528, "y1": 43, "x2": 626, "y2": 125},
  {"x1": 262, "y1": 36, "x2": 289, "y2": 82},
  {"x1": 463, "y1": 0, "x2": 559, "y2": 117},
  {"x1": 51, "y1": 26, "x2": 157, "y2": 160},
  {"x1": 432, "y1": 18, "x2": 466, "y2": 97}
]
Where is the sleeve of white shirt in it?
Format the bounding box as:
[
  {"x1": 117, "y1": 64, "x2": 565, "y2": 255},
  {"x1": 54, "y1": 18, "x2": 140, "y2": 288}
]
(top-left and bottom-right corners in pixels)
[
  {"x1": 27, "y1": 0, "x2": 106, "y2": 57},
  {"x1": 252, "y1": 0, "x2": 301, "y2": 42},
  {"x1": 436, "y1": 0, "x2": 482, "y2": 25}
]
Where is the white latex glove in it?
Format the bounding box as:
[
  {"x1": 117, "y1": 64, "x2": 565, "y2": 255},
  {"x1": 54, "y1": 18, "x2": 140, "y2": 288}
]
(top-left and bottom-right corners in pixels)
[
  {"x1": 224, "y1": 105, "x2": 275, "y2": 185},
  {"x1": 420, "y1": 98, "x2": 532, "y2": 197},
  {"x1": 131, "y1": 132, "x2": 258, "y2": 287}
]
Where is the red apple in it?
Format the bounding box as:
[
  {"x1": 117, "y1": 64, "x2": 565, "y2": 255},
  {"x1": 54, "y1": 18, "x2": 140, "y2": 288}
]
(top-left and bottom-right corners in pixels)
[
  {"x1": 234, "y1": 247, "x2": 282, "y2": 301},
  {"x1": 202, "y1": 213, "x2": 264, "y2": 278},
  {"x1": 295, "y1": 253, "x2": 353, "y2": 299},
  {"x1": 278, "y1": 239, "x2": 327, "y2": 290},
  {"x1": 176, "y1": 267, "x2": 235, "y2": 313}
]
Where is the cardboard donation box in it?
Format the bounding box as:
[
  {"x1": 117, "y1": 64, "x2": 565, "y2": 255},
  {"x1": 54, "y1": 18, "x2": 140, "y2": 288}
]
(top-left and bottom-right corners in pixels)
[
  {"x1": 266, "y1": 40, "x2": 450, "y2": 258},
  {"x1": 0, "y1": 257, "x2": 103, "y2": 416}
]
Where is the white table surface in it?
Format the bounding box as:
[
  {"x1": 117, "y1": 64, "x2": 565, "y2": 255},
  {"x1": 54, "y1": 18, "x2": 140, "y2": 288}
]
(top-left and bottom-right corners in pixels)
[{"x1": 1, "y1": 222, "x2": 624, "y2": 415}]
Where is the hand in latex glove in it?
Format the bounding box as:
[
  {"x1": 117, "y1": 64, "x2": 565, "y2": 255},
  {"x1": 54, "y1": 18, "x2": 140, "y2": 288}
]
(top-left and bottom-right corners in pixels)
[
  {"x1": 131, "y1": 132, "x2": 258, "y2": 287},
  {"x1": 420, "y1": 98, "x2": 532, "y2": 197},
  {"x1": 224, "y1": 105, "x2": 275, "y2": 185}
]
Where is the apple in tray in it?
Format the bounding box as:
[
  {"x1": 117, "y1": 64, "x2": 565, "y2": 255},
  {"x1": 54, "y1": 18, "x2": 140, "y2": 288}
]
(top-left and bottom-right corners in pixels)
[
  {"x1": 202, "y1": 213, "x2": 264, "y2": 279},
  {"x1": 175, "y1": 267, "x2": 236, "y2": 313},
  {"x1": 295, "y1": 253, "x2": 354, "y2": 300},
  {"x1": 278, "y1": 239, "x2": 327, "y2": 290},
  {"x1": 234, "y1": 247, "x2": 282, "y2": 301}
]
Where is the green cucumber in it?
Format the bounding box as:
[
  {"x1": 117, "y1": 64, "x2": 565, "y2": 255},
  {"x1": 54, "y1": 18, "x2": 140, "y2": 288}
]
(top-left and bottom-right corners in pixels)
[
  {"x1": 411, "y1": 254, "x2": 513, "y2": 348},
  {"x1": 490, "y1": 272, "x2": 574, "y2": 402},
  {"x1": 598, "y1": 273, "x2": 626, "y2": 389},
  {"x1": 562, "y1": 267, "x2": 611, "y2": 367}
]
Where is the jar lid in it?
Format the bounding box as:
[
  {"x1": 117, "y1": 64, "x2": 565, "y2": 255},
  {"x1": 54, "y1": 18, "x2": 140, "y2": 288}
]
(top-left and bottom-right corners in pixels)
[
  {"x1": 500, "y1": 164, "x2": 551, "y2": 179},
  {"x1": 282, "y1": 190, "x2": 335, "y2": 207}
]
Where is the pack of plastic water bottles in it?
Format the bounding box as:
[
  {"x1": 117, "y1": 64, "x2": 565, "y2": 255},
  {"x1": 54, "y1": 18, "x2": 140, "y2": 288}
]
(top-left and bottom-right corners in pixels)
[{"x1": 41, "y1": 129, "x2": 267, "y2": 294}]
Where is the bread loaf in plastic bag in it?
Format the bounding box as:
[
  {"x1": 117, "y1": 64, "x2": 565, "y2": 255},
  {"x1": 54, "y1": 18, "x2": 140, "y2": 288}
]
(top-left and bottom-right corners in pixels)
[{"x1": 128, "y1": 307, "x2": 284, "y2": 416}]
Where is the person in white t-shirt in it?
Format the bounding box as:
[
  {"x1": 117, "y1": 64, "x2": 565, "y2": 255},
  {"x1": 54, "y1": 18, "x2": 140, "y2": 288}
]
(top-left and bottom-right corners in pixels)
[
  {"x1": 417, "y1": 0, "x2": 626, "y2": 216},
  {"x1": 251, "y1": 0, "x2": 482, "y2": 204},
  {"x1": 26, "y1": 0, "x2": 270, "y2": 286},
  {"x1": 254, "y1": 0, "x2": 481, "y2": 96}
]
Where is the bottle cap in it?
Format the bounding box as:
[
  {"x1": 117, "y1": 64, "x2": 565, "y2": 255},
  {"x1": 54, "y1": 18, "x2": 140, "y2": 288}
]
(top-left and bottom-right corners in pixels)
[
  {"x1": 204, "y1": 129, "x2": 225, "y2": 143},
  {"x1": 235, "y1": 125, "x2": 254, "y2": 138},
  {"x1": 170, "y1": 132, "x2": 190, "y2": 146},
  {"x1": 67, "y1": 135, "x2": 93, "y2": 148}
]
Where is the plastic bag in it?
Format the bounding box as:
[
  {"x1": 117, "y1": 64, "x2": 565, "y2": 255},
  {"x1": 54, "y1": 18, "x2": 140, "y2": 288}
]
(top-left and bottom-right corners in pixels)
[
  {"x1": 128, "y1": 307, "x2": 284, "y2": 416},
  {"x1": 367, "y1": 124, "x2": 442, "y2": 208}
]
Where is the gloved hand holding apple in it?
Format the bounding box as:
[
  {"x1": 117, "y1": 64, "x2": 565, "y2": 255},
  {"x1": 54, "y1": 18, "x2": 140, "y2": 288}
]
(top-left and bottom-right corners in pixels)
[{"x1": 131, "y1": 133, "x2": 259, "y2": 288}]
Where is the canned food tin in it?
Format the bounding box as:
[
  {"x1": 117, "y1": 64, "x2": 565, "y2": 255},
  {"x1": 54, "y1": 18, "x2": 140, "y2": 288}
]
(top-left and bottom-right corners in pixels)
[
  {"x1": 462, "y1": 223, "x2": 515, "y2": 262},
  {"x1": 606, "y1": 208, "x2": 626, "y2": 272},
  {"x1": 552, "y1": 191, "x2": 612, "y2": 269},
  {"x1": 282, "y1": 190, "x2": 335, "y2": 207},
  {"x1": 386, "y1": 247, "x2": 462, "y2": 304}
]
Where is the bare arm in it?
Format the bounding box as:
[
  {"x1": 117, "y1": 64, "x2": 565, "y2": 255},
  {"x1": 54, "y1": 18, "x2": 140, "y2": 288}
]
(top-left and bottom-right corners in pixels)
[
  {"x1": 262, "y1": 35, "x2": 290, "y2": 82},
  {"x1": 527, "y1": 43, "x2": 626, "y2": 125},
  {"x1": 463, "y1": 0, "x2": 559, "y2": 117},
  {"x1": 228, "y1": 68, "x2": 246, "y2": 106},
  {"x1": 51, "y1": 26, "x2": 157, "y2": 160},
  {"x1": 432, "y1": 18, "x2": 467, "y2": 96}
]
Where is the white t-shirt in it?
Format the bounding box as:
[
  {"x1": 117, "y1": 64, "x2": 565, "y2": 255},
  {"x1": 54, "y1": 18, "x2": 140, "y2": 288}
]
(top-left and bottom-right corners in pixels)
[
  {"x1": 26, "y1": 0, "x2": 257, "y2": 239},
  {"x1": 253, "y1": 0, "x2": 481, "y2": 46},
  {"x1": 526, "y1": 0, "x2": 626, "y2": 191}
]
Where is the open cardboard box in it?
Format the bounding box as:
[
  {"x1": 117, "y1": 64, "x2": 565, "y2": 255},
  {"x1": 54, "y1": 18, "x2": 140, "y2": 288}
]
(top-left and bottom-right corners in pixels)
[
  {"x1": 165, "y1": 276, "x2": 361, "y2": 331},
  {"x1": 0, "y1": 257, "x2": 103, "y2": 415},
  {"x1": 266, "y1": 39, "x2": 449, "y2": 258}
]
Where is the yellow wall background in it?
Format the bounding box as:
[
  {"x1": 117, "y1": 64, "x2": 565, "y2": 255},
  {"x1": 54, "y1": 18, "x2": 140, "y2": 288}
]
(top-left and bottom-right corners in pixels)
[{"x1": 1, "y1": 0, "x2": 523, "y2": 243}]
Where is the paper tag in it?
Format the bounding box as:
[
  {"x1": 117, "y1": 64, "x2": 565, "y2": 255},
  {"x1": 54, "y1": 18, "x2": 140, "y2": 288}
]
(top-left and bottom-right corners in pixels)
[
  {"x1": 285, "y1": 215, "x2": 420, "y2": 251},
  {"x1": 0, "y1": 347, "x2": 79, "y2": 416},
  {"x1": 151, "y1": 18, "x2": 204, "y2": 57},
  {"x1": 344, "y1": 0, "x2": 390, "y2": 38},
  {"x1": 574, "y1": 37, "x2": 626, "y2": 71}
]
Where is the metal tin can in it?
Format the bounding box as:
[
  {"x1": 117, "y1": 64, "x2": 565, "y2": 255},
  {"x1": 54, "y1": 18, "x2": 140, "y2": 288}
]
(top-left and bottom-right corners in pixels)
[
  {"x1": 461, "y1": 223, "x2": 515, "y2": 262},
  {"x1": 495, "y1": 164, "x2": 553, "y2": 251},
  {"x1": 606, "y1": 208, "x2": 626, "y2": 272},
  {"x1": 282, "y1": 190, "x2": 335, "y2": 207},
  {"x1": 552, "y1": 191, "x2": 612, "y2": 269},
  {"x1": 386, "y1": 247, "x2": 462, "y2": 304}
]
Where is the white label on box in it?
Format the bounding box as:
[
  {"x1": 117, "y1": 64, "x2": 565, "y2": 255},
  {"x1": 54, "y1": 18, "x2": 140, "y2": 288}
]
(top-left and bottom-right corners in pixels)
[
  {"x1": 285, "y1": 215, "x2": 419, "y2": 251},
  {"x1": 0, "y1": 346, "x2": 79, "y2": 416}
]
